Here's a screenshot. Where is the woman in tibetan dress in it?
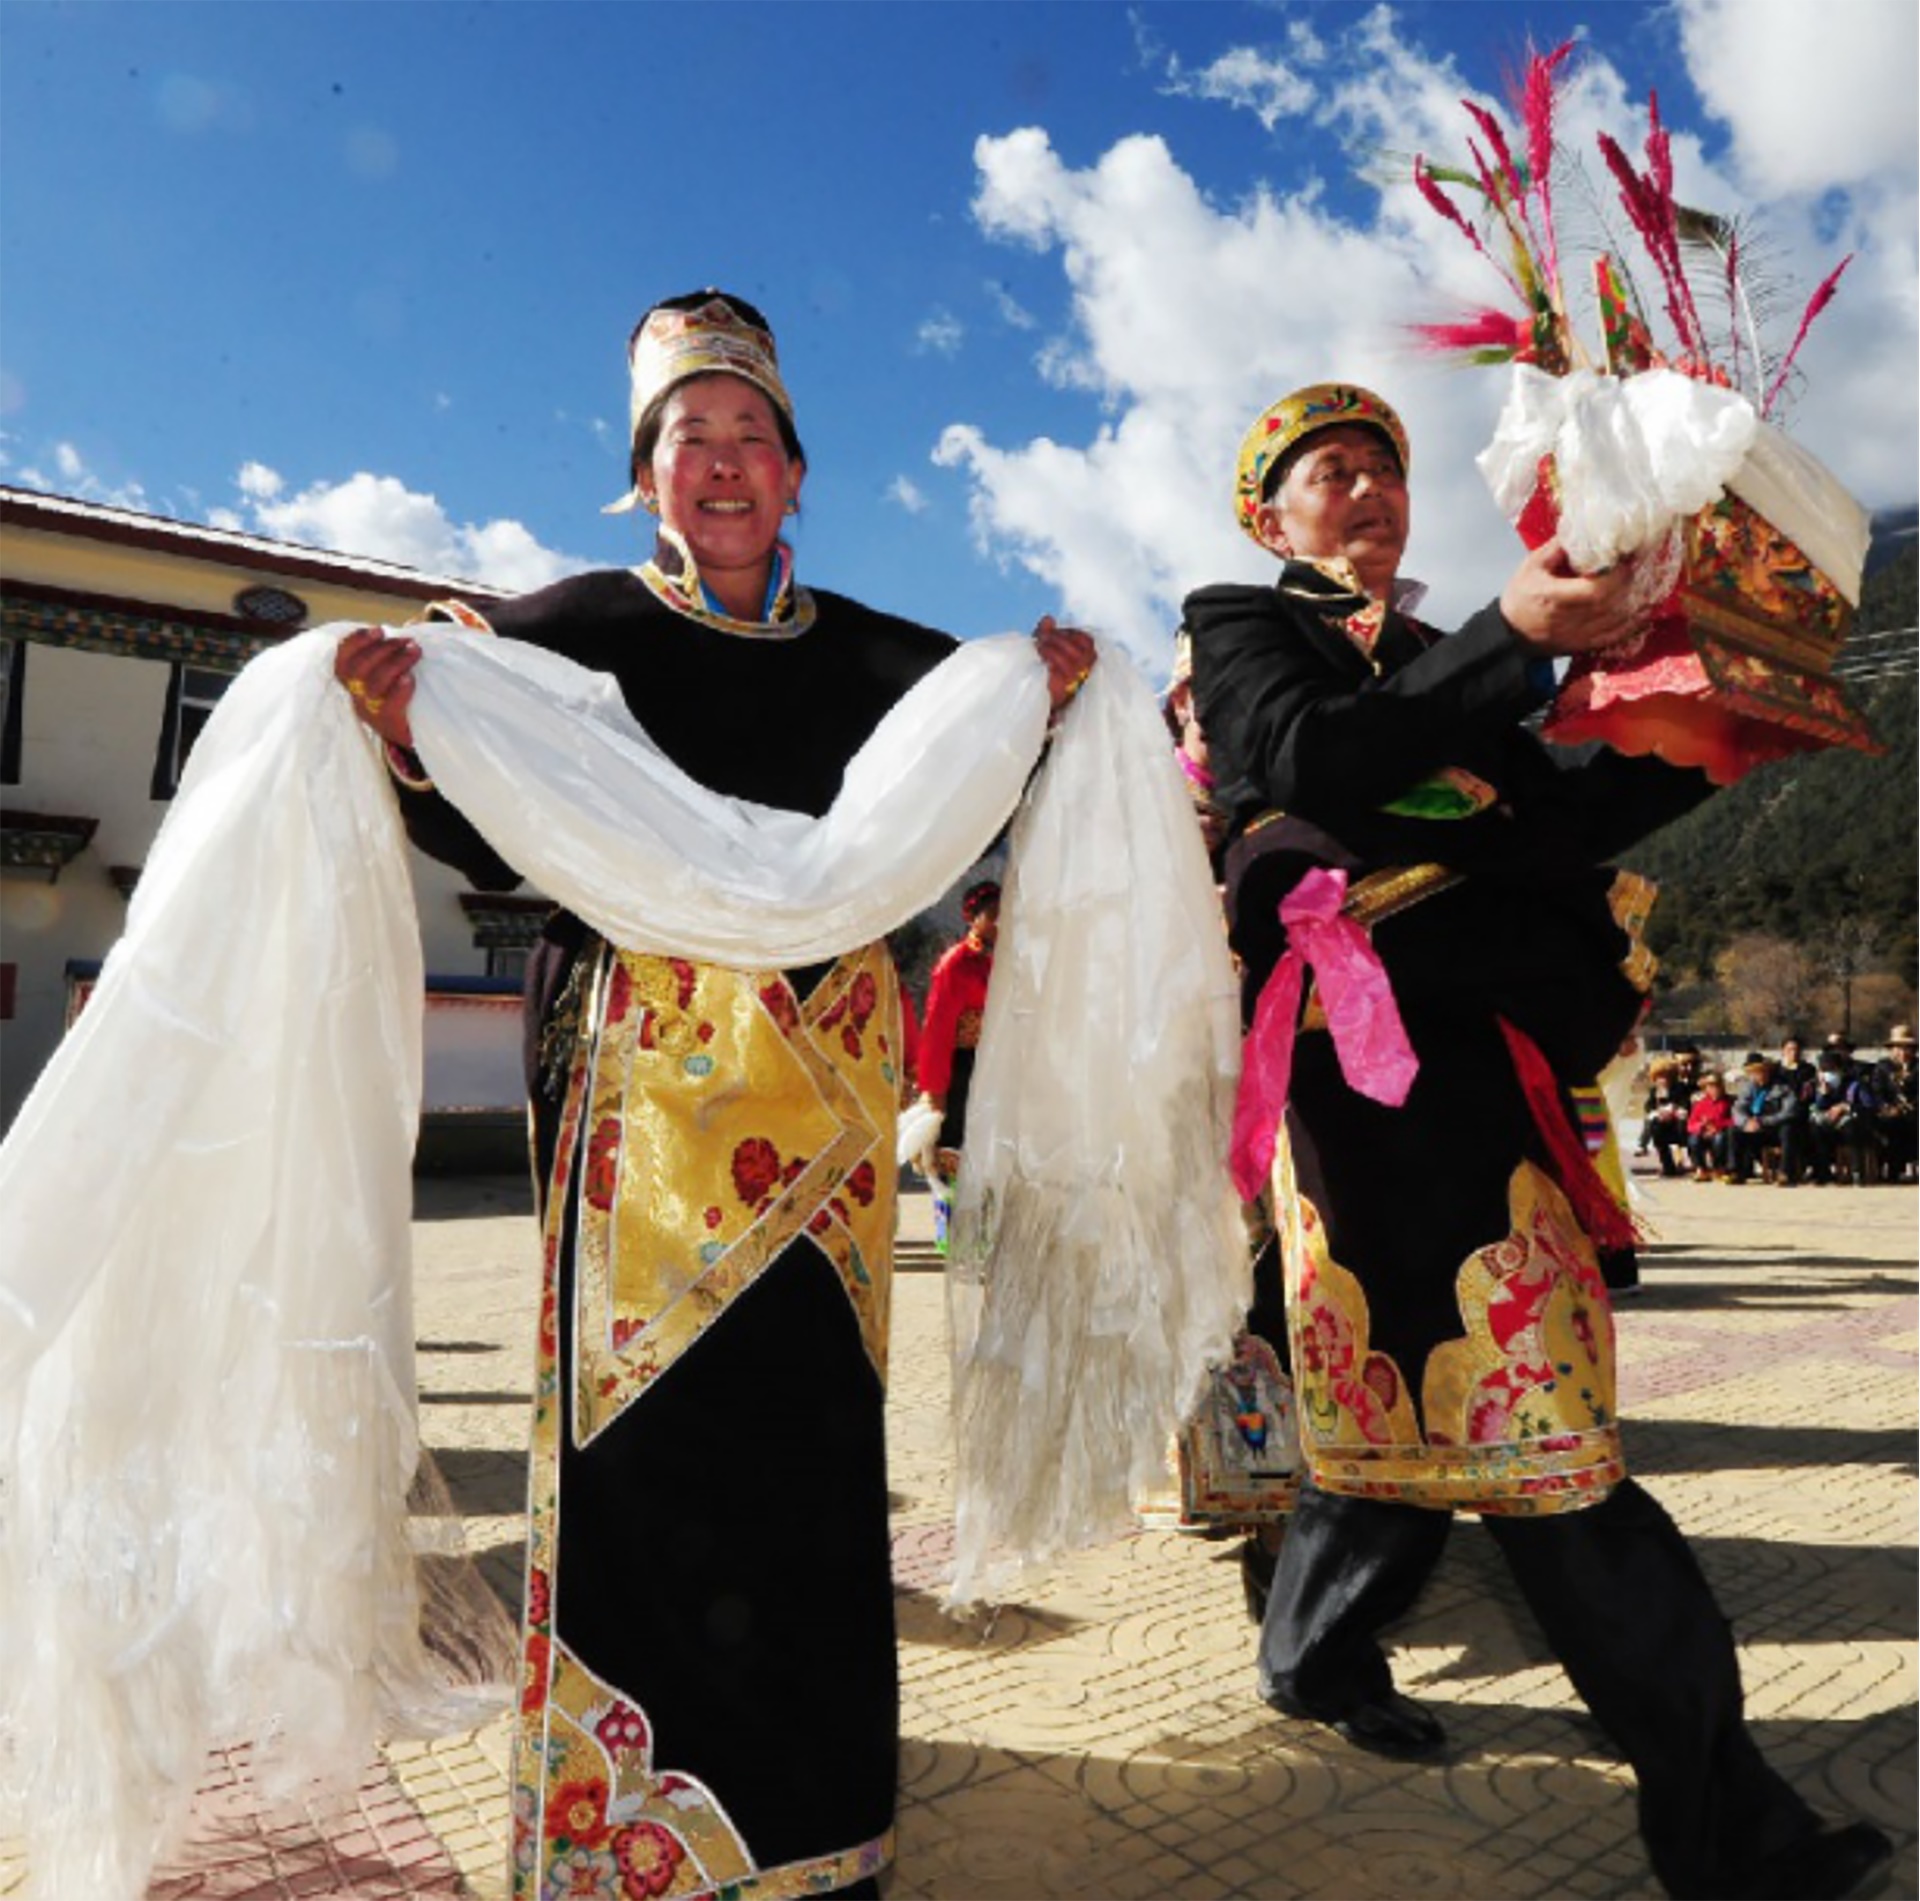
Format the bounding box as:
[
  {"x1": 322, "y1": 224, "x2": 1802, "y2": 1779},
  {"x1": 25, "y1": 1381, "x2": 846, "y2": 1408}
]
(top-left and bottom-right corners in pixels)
[{"x1": 337, "y1": 290, "x2": 1094, "y2": 1901}]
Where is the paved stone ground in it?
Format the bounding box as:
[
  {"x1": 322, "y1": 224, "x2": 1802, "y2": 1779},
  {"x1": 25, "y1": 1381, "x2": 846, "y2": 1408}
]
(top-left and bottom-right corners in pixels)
[{"x1": 4, "y1": 1169, "x2": 1913, "y2": 1899}]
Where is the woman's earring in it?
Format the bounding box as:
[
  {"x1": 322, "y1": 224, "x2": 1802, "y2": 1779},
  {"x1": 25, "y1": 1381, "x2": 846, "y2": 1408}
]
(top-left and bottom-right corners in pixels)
[
  {"x1": 641, "y1": 492, "x2": 660, "y2": 516},
  {"x1": 783, "y1": 498, "x2": 799, "y2": 517}
]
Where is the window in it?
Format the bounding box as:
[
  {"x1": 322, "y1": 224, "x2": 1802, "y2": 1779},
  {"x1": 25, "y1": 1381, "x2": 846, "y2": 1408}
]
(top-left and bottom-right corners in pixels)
[
  {"x1": 150, "y1": 663, "x2": 233, "y2": 799},
  {"x1": 0, "y1": 638, "x2": 22, "y2": 785},
  {"x1": 233, "y1": 584, "x2": 308, "y2": 627}
]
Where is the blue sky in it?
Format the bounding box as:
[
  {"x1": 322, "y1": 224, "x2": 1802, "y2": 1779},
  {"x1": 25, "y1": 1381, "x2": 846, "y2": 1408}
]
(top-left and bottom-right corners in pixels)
[{"x1": 4, "y1": 0, "x2": 1914, "y2": 660}]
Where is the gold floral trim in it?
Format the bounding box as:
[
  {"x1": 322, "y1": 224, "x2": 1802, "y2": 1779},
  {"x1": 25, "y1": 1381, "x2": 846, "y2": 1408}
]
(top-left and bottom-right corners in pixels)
[
  {"x1": 518, "y1": 1633, "x2": 894, "y2": 1900},
  {"x1": 572, "y1": 943, "x2": 899, "y2": 1445},
  {"x1": 635, "y1": 524, "x2": 817, "y2": 639},
  {"x1": 1276, "y1": 1136, "x2": 1624, "y2": 1516},
  {"x1": 1606, "y1": 869, "x2": 1660, "y2": 995},
  {"x1": 1342, "y1": 863, "x2": 1462, "y2": 929},
  {"x1": 509, "y1": 943, "x2": 902, "y2": 1899}
]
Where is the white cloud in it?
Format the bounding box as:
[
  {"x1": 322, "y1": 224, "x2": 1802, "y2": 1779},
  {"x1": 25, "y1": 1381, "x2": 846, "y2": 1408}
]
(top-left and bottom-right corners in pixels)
[
  {"x1": 9, "y1": 437, "x2": 588, "y2": 590},
  {"x1": 888, "y1": 475, "x2": 930, "y2": 515},
  {"x1": 1677, "y1": 0, "x2": 1917, "y2": 198},
  {"x1": 987, "y1": 281, "x2": 1038, "y2": 330},
  {"x1": 938, "y1": 10, "x2": 1918, "y2": 664},
  {"x1": 13, "y1": 439, "x2": 152, "y2": 512},
  {"x1": 1162, "y1": 44, "x2": 1317, "y2": 132},
  {"x1": 237, "y1": 468, "x2": 585, "y2": 591},
  {"x1": 917, "y1": 309, "x2": 965, "y2": 356}
]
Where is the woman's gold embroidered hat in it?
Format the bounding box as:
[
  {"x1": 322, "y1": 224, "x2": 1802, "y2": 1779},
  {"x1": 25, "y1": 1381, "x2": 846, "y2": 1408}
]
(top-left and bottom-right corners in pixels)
[{"x1": 607, "y1": 291, "x2": 795, "y2": 513}]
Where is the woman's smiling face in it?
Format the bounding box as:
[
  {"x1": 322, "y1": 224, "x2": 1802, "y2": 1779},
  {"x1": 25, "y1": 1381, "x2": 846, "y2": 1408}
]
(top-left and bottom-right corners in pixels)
[{"x1": 643, "y1": 373, "x2": 803, "y2": 599}]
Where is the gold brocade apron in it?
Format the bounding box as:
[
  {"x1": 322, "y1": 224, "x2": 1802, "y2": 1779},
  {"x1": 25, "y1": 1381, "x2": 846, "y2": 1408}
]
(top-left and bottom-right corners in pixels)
[
  {"x1": 1264, "y1": 868, "x2": 1652, "y2": 1518},
  {"x1": 512, "y1": 940, "x2": 903, "y2": 1901},
  {"x1": 1276, "y1": 1142, "x2": 1625, "y2": 1514}
]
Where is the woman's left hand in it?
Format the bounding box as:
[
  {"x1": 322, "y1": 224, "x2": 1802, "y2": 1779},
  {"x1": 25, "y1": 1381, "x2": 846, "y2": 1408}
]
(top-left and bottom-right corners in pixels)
[
  {"x1": 334, "y1": 626, "x2": 421, "y2": 750},
  {"x1": 1033, "y1": 615, "x2": 1097, "y2": 711}
]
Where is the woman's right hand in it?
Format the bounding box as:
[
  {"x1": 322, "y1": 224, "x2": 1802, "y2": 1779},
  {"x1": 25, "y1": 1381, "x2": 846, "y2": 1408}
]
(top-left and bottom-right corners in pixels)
[
  {"x1": 1499, "y1": 537, "x2": 1650, "y2": 658},
  {"x1": 333, "y1": 627, "x2": 421, "y2": 750}
]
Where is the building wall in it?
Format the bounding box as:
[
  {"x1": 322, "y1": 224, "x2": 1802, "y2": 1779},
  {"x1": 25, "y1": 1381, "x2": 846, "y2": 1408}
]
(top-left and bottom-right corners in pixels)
[
  {"x1": 1, "y1": 491, "x2": 531, "y2": 1140},
  {"x1": 1, "y1": 639, "x2": 527, "y2": 1131}
]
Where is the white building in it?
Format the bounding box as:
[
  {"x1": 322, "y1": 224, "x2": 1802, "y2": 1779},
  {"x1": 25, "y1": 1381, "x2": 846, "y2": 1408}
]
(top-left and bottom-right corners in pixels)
[{"x1": 0, "y1": 485, "x2": 541, "y2": 1164}]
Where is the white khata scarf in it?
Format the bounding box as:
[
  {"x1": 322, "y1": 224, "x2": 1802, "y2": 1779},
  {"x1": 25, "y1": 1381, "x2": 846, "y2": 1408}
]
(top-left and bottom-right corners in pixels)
[{"x1": 0, "y1": 623, "x2": 1245, "y2": 1899}]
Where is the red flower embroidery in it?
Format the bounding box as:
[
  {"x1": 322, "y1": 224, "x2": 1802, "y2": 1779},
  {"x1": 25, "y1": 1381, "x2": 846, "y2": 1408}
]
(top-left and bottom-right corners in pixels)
[
  {"x1": 845, "y1": 1160, "x2": 877, "y2": 1207},
  {"x1": 585, "y1": 1118, "x2": 622, "y2": 1212},
  {"x1": 1361, "y1": 1354, "x2": 1400, "y2": 1412},
  {"x1": 667, "y1": 960, "x2": 698, "y2": 1009},
  {"x1": 849, "y1": 969, "x2": 879, "y2": 1028},
  {"x1": 525, "y1": 1566, "x2": 551, "y2": 1629},
  {"x1": 731, "y1": 1137, "x2": 782, "y2": 1206},
  {"x1": 521, "y1": 1632, "x2": 552, "y2": 1714},
  {"x1": 842, "y1": 1024, "x2": 863, "y2": 1059},
  {"x1": 703, "y1": 1205, "x2": 723, "y2": 1230},
  {"x1": 1468, "y1": 1387, "x2": 1516, "y2": 1444},
  {"x1": 594, "y1": 1700, "x2": 650, "y2": 1758},
  {"x1": 546, "y1": 1777, "x2": 613, "y2": 1848},
  {"x1": 758, "y1": 981, "x2": 799, "y2": 1034},
  {"x1": 606, "y1": 962, "x2": 634, "y2": 1025},
  {"x1": 612, "y1": 1822, "x2": 686, "y2": 1898}
]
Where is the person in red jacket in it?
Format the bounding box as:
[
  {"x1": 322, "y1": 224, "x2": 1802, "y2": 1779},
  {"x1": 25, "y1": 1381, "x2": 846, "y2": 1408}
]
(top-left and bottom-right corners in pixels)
[
  {"x1": 918, "y1": 880, "x2": 999, "y2": 1176},
  {"x1": 1687, "y1": 1070, "x2": 1737, "y2": 1180}
]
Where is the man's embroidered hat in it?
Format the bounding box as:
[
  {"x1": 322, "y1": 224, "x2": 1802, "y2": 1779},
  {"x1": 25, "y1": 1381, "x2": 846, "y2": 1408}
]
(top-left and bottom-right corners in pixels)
[
  {"x1": 607, "y1": 290, "x2": 795, "y2": 513},
  {"x1": 1234, "y1": 383, "x2": 1411, "y2": 546}
]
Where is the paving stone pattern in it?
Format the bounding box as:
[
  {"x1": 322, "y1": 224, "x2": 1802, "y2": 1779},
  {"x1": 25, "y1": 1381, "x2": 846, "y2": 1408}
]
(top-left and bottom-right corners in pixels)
[{"x1": 3, "y1": 1172, "x2": 1913, "y2": 1899}]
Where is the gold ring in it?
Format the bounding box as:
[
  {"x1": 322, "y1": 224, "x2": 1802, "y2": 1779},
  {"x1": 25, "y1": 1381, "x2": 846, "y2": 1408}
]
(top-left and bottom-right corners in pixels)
[
  {"x1": 347, "y1": 678, "x2": 368, "y2": 698},
  {"x1": 363, "y1": 694, "x2": 386, "y2": 714}
]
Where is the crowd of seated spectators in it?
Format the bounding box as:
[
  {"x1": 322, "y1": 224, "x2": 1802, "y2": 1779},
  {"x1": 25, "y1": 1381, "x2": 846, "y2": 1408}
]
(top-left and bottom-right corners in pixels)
[{"x1": 1636, "y1": 1027, "x2": 1918, "y2": 1186}]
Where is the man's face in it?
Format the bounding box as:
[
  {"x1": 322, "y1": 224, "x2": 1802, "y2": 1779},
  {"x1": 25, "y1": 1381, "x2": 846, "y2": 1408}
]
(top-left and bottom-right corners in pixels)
[{"x1": 1255, "y1": 424, "x2": 1410, "y2": 587}]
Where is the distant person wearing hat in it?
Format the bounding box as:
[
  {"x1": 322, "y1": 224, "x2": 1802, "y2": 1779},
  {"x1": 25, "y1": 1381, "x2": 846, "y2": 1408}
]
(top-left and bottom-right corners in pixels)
[
  {"x1": 1184, "y1": 382, "x2": 1888, "y2": 1899},
  {"x1": 335, "y1": 291, "x2": 1095, "y2": 1901},
  {"x1": 1636, "y1": 1051, "x2": 1695, "y2": 1177},
  {"x1": 1731, "y1": 1051, "x2": 1809, "y2": 1184}
]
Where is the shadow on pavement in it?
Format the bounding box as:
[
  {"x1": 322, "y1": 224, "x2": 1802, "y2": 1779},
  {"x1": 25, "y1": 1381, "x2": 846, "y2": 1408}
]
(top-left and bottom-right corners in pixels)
[{"x1": 1622, "y1": 1417, "x2": 1919, "y2": 1474}]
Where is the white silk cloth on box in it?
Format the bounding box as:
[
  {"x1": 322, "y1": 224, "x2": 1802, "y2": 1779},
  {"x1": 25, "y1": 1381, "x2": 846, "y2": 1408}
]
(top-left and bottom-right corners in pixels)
[
  {"x1": 1476, "y1": 363, "x2": 1870, "y2": 598},
  {"x1": 0, "y1": 620, "x2": 1244, "y2": 1897}
]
